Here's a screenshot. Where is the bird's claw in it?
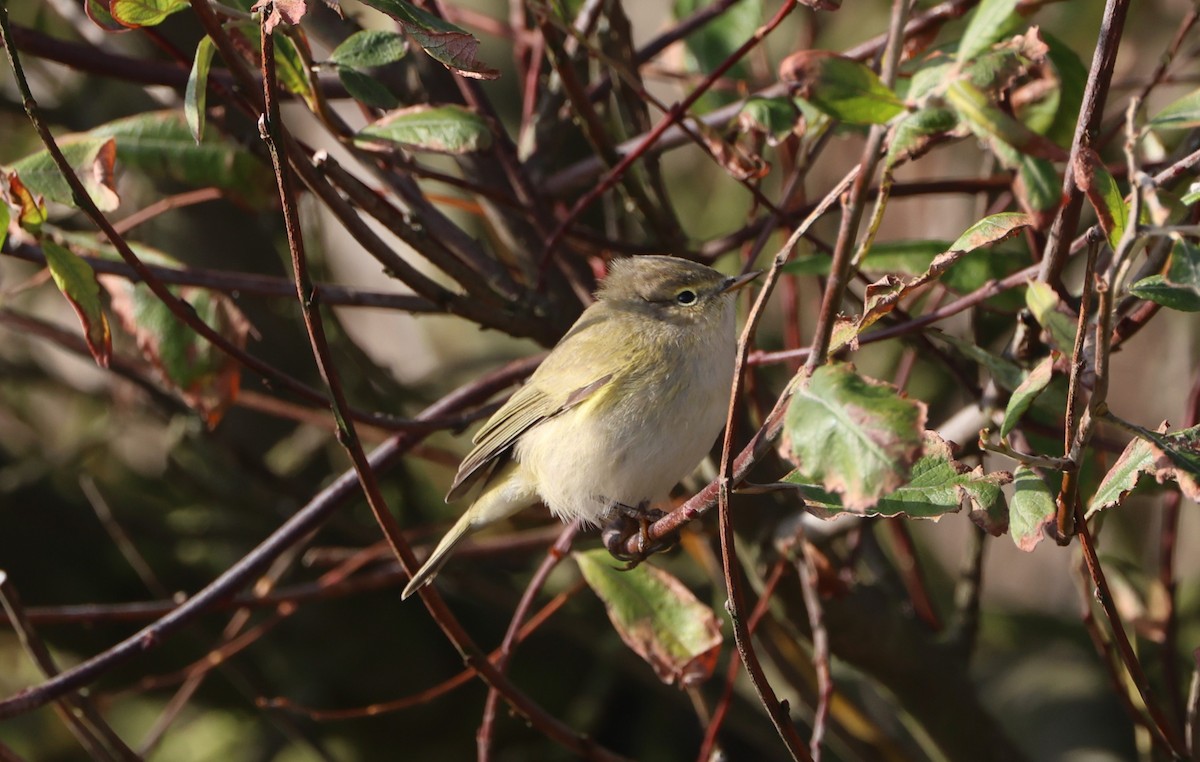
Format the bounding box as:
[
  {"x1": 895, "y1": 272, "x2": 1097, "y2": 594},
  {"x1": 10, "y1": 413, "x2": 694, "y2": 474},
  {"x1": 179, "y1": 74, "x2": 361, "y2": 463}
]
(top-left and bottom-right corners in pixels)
[{"x1": 600, "y1": 503, "x2": 679, "y2": 568}]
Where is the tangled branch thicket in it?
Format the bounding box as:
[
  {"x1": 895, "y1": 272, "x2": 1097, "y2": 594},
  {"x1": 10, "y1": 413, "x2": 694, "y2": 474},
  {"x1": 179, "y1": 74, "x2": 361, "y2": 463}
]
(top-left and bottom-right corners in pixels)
[{"x1": 1, "y1": 0, "x2": 1199, "y2": 759}]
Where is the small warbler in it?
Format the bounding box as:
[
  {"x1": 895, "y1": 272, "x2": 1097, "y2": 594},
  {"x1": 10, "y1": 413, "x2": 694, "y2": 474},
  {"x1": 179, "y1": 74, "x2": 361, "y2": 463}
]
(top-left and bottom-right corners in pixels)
[{"x1": 402, "y1": 256, "x2": 759, "y2": 598}]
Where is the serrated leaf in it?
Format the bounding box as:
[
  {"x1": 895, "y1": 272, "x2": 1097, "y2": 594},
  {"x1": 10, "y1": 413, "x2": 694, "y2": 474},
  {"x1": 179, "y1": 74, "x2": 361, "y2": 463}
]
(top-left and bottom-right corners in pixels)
[
  {"x1": 1010, "y1": 465, "x2": 1055, "y2": 551},
  {"x1": 2, "y1": 173, "x2": 48, "y2": 232},
  {"x1": 948, "y1": 212, "x2": 1033, "y2": 253},
  {"x1": 957, "y1": 0, "x2": 1019, "y2": 62},
  {"x1": 100, "y1": 258, "x2": 250, "y2": 427},
  {"x1": 330, "y1": 29, "x2": 408, "y2": 69},
  {"x1": 88, "y1": 111, "x2": 274, "y2": 207},
  {"x1": 337, "y1": 67, "x2": 400, "y2": 109},
  {"x1": 356, "y1": 104, "x2": 492, "y2": 154},
  {"x1": 783, "y1": 433, "x2": 1011, "y2": 526},
  {"x1": 1150, "y1": 88, "x2": 1200, "y2": 131},
  {"x1": 784, "y1": 364, "x2": 927, "y2": 510},
  {"x1": 1025, "y1": 280, "x2": 1076, "y2": 352},
  {"x1": 7, "y1": 138, "x2": 120, "y2": 212},
  {"x1": 42, "y1": 240, "x2": 112, "y2": 368},
  {"x1": 887, "y1": 106, "x2": 959, "y2": 167},
  {"x1": 109, "y1": 0, "x2": 188, "y2": 27},
  {"x1": 1088, "y1": 432, "x2": 1158, "y2": 517},
  {"x1": 781, "y1": 51, "x2": 906, "y2": 125},
  {"x1": 1129, "y1": 239, "x2": 1200, "y2": 311},
  {"x1": 576, "y1": 550, "x2": 721, "y2": 688},
  {"x1": 185, "y1": 36, "x2": 216, "y2": 143},
  {"x1": 1074, "y1": 147, "x2": 1126, "y2": 249},
  {"x1": 359, "y1": 0, "x2": 498, "y2": 79},
  {"x1": 1001, "y1": 353, "x2": 1056, "y2": 438}
]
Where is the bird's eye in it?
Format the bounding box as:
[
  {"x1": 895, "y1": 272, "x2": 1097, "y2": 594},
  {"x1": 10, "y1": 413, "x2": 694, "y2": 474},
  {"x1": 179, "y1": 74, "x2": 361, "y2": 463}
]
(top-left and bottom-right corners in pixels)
[{"x1": 676, "y1": 289, "x2": 698, "y2": 305}]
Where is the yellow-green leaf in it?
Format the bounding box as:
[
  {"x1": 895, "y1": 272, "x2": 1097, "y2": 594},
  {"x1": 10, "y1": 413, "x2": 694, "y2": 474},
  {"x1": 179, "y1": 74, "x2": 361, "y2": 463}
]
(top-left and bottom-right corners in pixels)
[
  {"x1": 42, "y1": 240, "x2": 112, "y2": 368},
  {"x1": 109, "y1": 0, "x2": 188, "y2": 27}
]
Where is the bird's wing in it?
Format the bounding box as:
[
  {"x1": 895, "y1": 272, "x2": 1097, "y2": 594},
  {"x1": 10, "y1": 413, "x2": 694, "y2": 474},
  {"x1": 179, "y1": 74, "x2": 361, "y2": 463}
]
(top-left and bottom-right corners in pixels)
[{"x1": 445, "y1": 372, "x2": 613, "y2": 501}]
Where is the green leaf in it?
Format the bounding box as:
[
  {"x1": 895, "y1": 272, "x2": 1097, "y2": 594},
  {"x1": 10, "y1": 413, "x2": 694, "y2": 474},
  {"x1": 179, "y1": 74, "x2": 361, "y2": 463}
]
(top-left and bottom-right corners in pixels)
[
  {"x1": 783, "y1": 51, "x2": 906, "y2": 125},
  {"x1": 330, "y1": 29, "x2": 409, "y2": 69},
  {"x1": 1122, "y1": 423, "x2": 1200, "y2": 502},
  {"x1": 947, "y1": 212, "x2": 1033, "y2": 253},
  {"x1": 1016, "y1": 154, "x2": 1060, "y2": 212},
  {"x1": 1150, "y1": 87, "x2": 1200, "y2": 131},
  {"x1": 98, "y1": 249, "x2": 250, "y2": 427},
  {"x1": 274, "y1": 33, "x2": 318, "y2": 111},
  {"x1": 0, "y1": 203, "x2": 8, "y2": 252},
  {"x1": 359, "y1": 0, "x2": 499, "y2": 79},
  {"x1": 7, "y1": 138, "x2": 120, "y2": 212},
  {"x1": 783, "y1": 434, "x2": 1011, "y2": 528},
  {"x1": 109, "y1": 0, "x2": 188, "y2": 27},
  {"x1": 1009, "y1": 465, "x2": 1055, "y2": 551},
  {"x1": 675, "y1": 0, "x2": 762, "y2": 99},
  {"x1": 1088, "y1": 433, "x2": 1158, "y2": 517},
  {"x1": 1042, "y1": 33, "x2": 1088, "y2": 147},
  {"x1": 1074, "y1": 147, "x2": 1127, "y2": 249},
  {"x1": 1129, "y1": 239, "x2": 1200, "y2": 311},
  {"x1": 337, "y1": 67, "x2": 400, "y2": 109},
  {"x1": 957, "y1": 0, "x2": 1019, "y2": 62},
  {"x1": 784, "y1": 364, "x2": 927, "y2": 511},
  {"x1": 575, "y1": 550, "x2": 721, "y2": 687},
  {"x1": 906, "y1": 59, "x2": 955, "y2": 101},
  {"x1": 947, "y1": 79, "x2": 1065, "y2": 161},
  {"x1": 930, "y1": 331, "x2": 1025, "y2": 390},
  {"x1": 87, "y1": 111, "x2": 274, "y2": 207},
  {"x1": 1001, "y1": 353, "x2": 1056, "y2": 438},
  {"x1": 185, "y1": 36, "x2": 216, "y2": 143},
  {"x1": 1025, "y1": 280, "x2": 1076, "y2": 352},
  {"x1": 886, "y1": 106, "x2": 959, "y2": 167},
  {"x1": 737, "y1": 97, "x2": 800, "y2": 144},
  {"x1": 2, "y1": 173, "x2": 48, "y2": 232},
  {"x1": 85, "y1": 0, "x2": 127, "y2": 32},
  {"x1": 356, "y1": 104, "x2": 493, "y2": 154},
  {"x1": 42, "y1": 240, "x2": 112, "y2": 368}
]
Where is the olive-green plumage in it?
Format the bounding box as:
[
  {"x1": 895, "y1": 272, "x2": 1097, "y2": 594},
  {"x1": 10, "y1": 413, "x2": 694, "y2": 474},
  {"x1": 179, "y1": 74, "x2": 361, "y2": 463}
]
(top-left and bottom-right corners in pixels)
[{"x1": 402, "y1": 256, "x2": 758, "y2": 599}]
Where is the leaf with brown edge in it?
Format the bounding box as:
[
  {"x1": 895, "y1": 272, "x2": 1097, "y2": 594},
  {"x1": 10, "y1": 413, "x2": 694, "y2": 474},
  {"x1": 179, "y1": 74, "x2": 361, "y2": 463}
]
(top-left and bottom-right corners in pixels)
[
  {"x1": 253, "y1": 0, "x2": 307, "y2": 33},
  {"x1": 41, "y1": 241, "x2": 112, "y2": 368},
  {"x1": 359, "y1": 0, "x2": 498, "y2": 80},
  {"x1": 7, "y1": 138, "x2": 120, "y2": 212},
  {"x1": 109, "y1": 0, "x2": 188, "y2": 28},
  {"x1": 1009, "y1": 465, "x2": 1055, "y2": 551},
  {"x1": 783, "y1": 364, "x2": 927, "y2": 511},
  {"x1": 2, "y1": 173, "x2": 48, "y2": 232},
  {"x1": 1074, "y1": 147, "x2": 1127, "y2": 249},
  {"x1": 100, "y1": 255, "x2": 251, "y2": 427},
  {"x1": 575, "y1": 550, "x2": 721, "y2": 688},
  {"x1": 1001, "y1": 352, "x2": 1057, "y2": 438},
  {"x1": 85, "y1": 0, "x2": 129, "y2": 32}
]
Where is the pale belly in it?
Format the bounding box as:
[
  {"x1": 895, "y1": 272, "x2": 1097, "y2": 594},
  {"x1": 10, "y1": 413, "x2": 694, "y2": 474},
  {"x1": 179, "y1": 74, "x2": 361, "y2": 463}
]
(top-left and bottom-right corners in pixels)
[{"x1": 514, "y1": 349, "x2": 734, "y2": 524}]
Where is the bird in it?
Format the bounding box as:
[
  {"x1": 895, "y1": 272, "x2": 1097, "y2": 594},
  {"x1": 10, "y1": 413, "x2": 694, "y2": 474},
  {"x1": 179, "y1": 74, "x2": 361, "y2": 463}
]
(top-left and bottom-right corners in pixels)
[{"x1": 401, "y1": 255, "x2": 759, "y2": 599}]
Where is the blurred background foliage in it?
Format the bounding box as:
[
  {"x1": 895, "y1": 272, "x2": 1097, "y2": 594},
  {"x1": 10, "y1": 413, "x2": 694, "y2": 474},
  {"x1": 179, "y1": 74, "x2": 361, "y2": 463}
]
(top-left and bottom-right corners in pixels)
[{"x1": 1, "y1": 0, "x2": 1199, "y2": 760}]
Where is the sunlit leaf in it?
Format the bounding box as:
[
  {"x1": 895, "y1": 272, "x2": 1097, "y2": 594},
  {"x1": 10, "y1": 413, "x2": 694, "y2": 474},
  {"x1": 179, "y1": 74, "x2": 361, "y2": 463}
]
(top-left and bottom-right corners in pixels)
[
  {"x1": 675, "y1": 0, "x2": 762, "y2": 98},
  {"x1": 330, "y1": 29, "x2": 408, "y2": 69},
  {"x1": 1001, "y1": 353, "x2": 1056, "y2": 438},
  {"x1": 109, "y1": 0, "x2": 188, "y2": 27},
  {"x1": 2, "y1": 173, "x2": 48, "y2": 232},
  {"x1": 274, "y1": 33, "x2": 318, "y2": 111},
  {"x1": 957, "y1": 0, "x2": 1019, "y2": 62},
  {"x1": 1074, "y1": 147, "x2": 1127, "y2": 249},
  {"x1": 88, "y1": 111, "x2": 275, "y2": 207},
  {"x1": 356, "y1": 104, "x2": 492, "y2": 154},
  {"x1": 86, "y1": 0, "x2": 128, "y2": 32},
  {"x1": 0, "y1": 203, "x2": 8, "y2": 252},
  {"x1": 948, "y1": 212, "x2": 1034, "y2": 253},
  {"x1": 737, "y1": 96, "x2": 800, "y2": 144},
  {"x1": 185, "y1": 36, "x2": 216, "y2": 143},
  {"x1": 947, "y1": 79, "x2": 1066, "y2": 162},
  {"x1": 887, "y1": 106, "x2": 959, "y2": 167},
  {"x1": 1126, "y1": 424, "x2": 1200, "y2": 501},
  {"x1": 1009, "y1": 465, "x2": 1055, "y2": 551},
  {"x1": 781, "y1": 51, "x2": 906, "y2": 125},
  {"x1": 1025, "y1": 280, "x2": 1076, "y2": 352},
  {"x1": 1150, "y1": 87, "x2": 1200, "y2": 131},
  {"x1": 783, "y1": 364, "x2": 926, "y2": 511},
  {"x1": 359, "y1": 0, "x2": 499, "y2": 79},
  {"x1": 7, "y1": 138, "x2": 120, "y2": 212},
  {"x1": 42, "y1": 240, "x2": 112, "y2": 368},
  {"x1": 1129, "y1": 239, "x2": 1200, "y2": 311},
  {"x1": 253, "y1": 0, "x2": 307, "y2": 32},
  {"x1": 1088, "y1": 431, "x2": 1158, "y2": 516},
  {"x1": 576, "y1": 550, "x2": 721, "y2": 688}
]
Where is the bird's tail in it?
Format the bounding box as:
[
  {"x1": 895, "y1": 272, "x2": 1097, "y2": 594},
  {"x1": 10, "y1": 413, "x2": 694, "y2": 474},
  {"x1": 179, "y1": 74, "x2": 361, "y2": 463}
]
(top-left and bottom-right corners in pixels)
[{"x1": 402, "y1": 460, "x2": 534, "y2": 599}]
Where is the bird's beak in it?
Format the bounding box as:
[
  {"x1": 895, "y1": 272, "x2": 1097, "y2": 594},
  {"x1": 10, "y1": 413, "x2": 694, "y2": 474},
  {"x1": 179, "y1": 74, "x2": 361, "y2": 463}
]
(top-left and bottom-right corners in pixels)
[{"x1": 719, "y1": 270, "x2": 762, "y2": 294}]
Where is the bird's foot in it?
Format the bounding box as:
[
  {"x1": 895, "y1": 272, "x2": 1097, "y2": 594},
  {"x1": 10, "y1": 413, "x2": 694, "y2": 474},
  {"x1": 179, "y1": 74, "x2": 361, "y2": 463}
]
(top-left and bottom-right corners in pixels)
[{"x1": 601, "y1": 502, "x2": 679, "y2": 569}]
